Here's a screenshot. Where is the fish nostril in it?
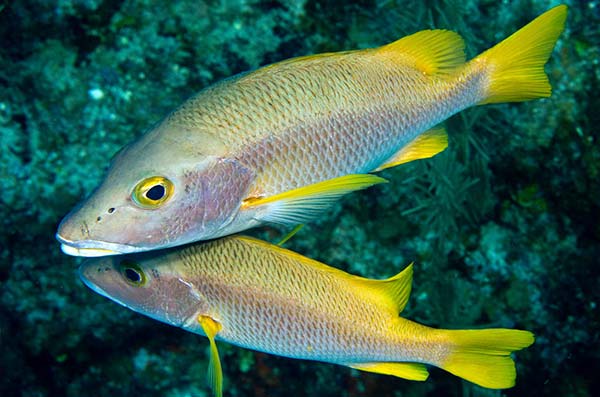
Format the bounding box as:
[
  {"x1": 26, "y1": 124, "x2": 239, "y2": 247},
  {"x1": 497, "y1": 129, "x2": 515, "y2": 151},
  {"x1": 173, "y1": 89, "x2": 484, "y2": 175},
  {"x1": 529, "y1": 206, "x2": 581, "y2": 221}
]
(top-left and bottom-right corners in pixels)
[
  {"x1": 107, "y1": 208, "x2": 115, "y2": 214},
  {"x1": 79, "y1": 221, "x2": 91, "y2": 238},
  {"x1": 96, "y1": 216, "x2": 102, "y2": 222}
]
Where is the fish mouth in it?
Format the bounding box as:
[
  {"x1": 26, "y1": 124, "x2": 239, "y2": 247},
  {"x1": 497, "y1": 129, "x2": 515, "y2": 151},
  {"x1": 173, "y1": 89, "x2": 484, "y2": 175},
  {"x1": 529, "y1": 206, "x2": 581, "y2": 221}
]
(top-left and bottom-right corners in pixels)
[{"x1": 56, "y1": 234, "x2": 138, "y2": 257}]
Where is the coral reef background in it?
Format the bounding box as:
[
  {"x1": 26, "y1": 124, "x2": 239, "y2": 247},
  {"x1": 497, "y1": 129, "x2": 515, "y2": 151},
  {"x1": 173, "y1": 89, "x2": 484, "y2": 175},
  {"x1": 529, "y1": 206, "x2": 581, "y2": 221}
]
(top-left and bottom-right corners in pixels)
[{"x1": 1, "y1": 0, "x2": 598, "y2": 396}]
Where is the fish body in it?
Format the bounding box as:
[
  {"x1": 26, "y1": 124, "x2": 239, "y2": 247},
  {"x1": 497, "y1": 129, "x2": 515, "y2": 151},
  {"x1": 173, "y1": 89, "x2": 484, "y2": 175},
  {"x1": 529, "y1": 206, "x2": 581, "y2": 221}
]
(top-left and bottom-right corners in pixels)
[
  {"x1": 58, "y1": 6, "x2": 567, "y2": 256},
  {"x1": 80, "y1": 235, "x2": 534, "y2": 392}
]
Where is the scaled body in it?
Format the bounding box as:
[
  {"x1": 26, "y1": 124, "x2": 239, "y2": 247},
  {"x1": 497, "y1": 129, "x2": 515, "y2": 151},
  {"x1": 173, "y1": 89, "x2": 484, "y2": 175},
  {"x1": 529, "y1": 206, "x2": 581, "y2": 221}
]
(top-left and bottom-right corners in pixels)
[
  {"x1": 58, "y1": 6, "x2": 567, "y2": 256},
  {"x1": 80, "y1": 235, "x2": 533, "y2": 393}
]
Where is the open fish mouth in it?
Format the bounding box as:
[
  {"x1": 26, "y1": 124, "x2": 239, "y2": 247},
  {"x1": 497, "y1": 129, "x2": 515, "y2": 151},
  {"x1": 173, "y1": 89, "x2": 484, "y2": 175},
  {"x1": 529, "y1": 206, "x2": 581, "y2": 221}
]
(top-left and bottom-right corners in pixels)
[{"x1": 56, "y1": 234, "x2": 137, "y2": 257}]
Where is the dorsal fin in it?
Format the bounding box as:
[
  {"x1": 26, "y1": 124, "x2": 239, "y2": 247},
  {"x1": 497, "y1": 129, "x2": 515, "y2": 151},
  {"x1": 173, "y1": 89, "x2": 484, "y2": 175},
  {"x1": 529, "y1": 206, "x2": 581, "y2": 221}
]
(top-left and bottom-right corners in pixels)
[
  {"x1": 352, "y1": 263, "x2": 413, "y2": 314},
  {"x1": 376, "y1": 30, "x2": 465, "y2": 76},
  {"x1": 236, "y1": 236, "x2": 414, "y2": 314},
  {"x1": 374, "y1": 126, "x2": 448, "y2": 172}
]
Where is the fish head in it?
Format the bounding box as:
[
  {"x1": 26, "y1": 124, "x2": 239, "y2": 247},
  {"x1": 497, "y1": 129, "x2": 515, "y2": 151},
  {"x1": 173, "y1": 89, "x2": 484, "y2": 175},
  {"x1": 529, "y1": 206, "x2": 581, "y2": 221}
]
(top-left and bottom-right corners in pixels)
[
  {"x1": 79, "y1": 251, "x2": 208, "y2": 328},
  {"x1": 57, "y1": 126, "x2": 255, "y2": 257}
]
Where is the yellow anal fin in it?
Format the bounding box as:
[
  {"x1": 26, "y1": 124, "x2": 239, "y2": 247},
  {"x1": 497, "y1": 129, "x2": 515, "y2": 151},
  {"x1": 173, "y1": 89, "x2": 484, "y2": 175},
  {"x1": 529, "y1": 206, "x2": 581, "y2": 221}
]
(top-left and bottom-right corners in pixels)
[
  {"x1": 349, "y1": 361, "x2": 429, "y2": 381},
  {"x1": 377, "y1": 29, "x2": 465, "y2": 76},
  {"x1": 277, "y1": 224, "x2": 304, "y2": 246},
  {"x1": 374, "y1": 126, "x2": 448, "y2": 172},
  {"x1": 441, "y1": 328, "x2": 534, "y2": 389},
  {"x1": 242, "y1": 174, "x2": 387, "y2": 225},
  {"x1": 199, "y1": 315, "x2": 223, "y2": 397}
]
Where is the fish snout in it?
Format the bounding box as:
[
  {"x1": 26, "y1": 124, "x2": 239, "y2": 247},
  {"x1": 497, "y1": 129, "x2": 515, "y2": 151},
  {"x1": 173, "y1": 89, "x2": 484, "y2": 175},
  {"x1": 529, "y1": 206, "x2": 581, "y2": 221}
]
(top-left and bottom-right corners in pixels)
[
  {"x1": 56, "y1": 209, "x2": 135, "y2": 257},
  {"x1": 57, "y1": 207, "x2": 92, "y2": 242},
  {"x1": 78, "y1": 259, "x2": 117, "y2": 298}
]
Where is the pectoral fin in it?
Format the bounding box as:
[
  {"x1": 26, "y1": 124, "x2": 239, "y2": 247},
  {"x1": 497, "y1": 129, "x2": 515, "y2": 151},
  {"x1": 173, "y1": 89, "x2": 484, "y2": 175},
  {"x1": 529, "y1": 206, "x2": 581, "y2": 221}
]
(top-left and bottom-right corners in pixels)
[
  {"x1": 374, "y1": 126, "x2": 448, "y2": 172},
  {"x1": 199, "y1": 315, "x2": 223, "y2": 397},
  {"x1": 242, "y1": 174, "x2": 387, "y2": 225},
  {"x1": 348, "y1": 361, "x2": 429, "y2": 381}
]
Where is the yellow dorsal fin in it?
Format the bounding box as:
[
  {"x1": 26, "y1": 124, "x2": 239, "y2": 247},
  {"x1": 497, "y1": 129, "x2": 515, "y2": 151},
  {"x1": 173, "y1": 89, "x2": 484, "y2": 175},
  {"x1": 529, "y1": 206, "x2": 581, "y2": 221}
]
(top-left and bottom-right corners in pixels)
[
  {"x1": 348, "y1": 361, "x2": 429, "y2": 381},
  {"x1": 352, "y1": 263, "x2": 413, "y2": 314},
  {"x1": 199, "y1": 315, "x2": 223, "y2": 397},
  {"x1": 374, "y1": 126, "x2": 448, "y2": 172},
  {"x1": 376, "y1": 30, "x2": 465, "y2": 76},
  {"x1": 241, "y1": 174, "x2": 387, "y2": 225},
  {"x1": 235, "y1": 236, "x2": 413, "y2": 313},
  {"x1": 234, "y1": 236, "x2": 414, "y2": 315}
]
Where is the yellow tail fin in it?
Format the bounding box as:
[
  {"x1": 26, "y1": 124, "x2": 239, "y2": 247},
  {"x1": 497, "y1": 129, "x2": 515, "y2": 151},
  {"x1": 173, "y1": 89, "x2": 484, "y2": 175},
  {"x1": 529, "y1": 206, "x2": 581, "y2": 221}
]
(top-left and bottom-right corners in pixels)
[
  {"x1": 440, "y1": 329, "x2": 534, "y2": 389},
  {"x1": 476, "y1": 5, "x2": 567, "y2": 104}
]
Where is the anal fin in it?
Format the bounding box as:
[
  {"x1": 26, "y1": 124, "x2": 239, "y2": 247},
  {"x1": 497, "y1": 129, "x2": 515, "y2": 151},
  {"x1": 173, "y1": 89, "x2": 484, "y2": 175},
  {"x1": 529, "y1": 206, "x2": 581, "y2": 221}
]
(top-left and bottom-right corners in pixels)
[
  {"x1": 348, "y1": 361, "x2": 429, "y2": 381},
  {"x1": 374, "y1": 126, "x2": 448, "y2": 172}
]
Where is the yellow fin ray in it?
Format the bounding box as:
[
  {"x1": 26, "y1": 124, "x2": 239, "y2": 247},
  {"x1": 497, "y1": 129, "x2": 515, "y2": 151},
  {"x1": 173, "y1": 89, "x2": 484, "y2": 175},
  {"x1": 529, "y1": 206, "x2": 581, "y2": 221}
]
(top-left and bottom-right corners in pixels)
[
  {"x1": 377, "y1": 30, "x2": 465, "y2": 76},
  {"x1": 374, "y1": 126, "x2": 448, "y2": 172},
  {"x1": 476, "y1": 5, "x2": 567, "y2": 104},
  {"x1": 242, "y1": 174, "x2": 387, "y2": 225},
  {"x1": 349, "y1": 361, "x2": 429, "y2": 381},
  {"x1": 199, "y1": 315, "x2": 223, "y2": 397},
  {"x1": 441, "y1": 329, "x2": 535, "y2": 389},
  {"x1": 351, "y1": 263, "x2": 413, "y2": 314}
]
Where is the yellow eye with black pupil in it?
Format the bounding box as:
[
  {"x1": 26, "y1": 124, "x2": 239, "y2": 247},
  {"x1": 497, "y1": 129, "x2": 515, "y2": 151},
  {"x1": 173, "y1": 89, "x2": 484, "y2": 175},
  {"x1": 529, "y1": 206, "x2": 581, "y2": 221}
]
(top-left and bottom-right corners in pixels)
[
  {"x1": 120, "y1": 260, "x2": 146, "y2": 287},
  {"x1": 132, "y1": 176, "x2": 174, "y2": 208}
]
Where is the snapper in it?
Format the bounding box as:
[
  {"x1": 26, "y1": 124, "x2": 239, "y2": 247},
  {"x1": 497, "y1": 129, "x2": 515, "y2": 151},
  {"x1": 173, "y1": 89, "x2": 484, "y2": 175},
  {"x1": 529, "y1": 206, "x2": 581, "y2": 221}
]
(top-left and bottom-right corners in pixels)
[
  {"x1": 79, "y1": 235, "x2": 534, "y2": 396},
  {"x1": 58, "y1": 6, "x2": 567, "y2": 256}
]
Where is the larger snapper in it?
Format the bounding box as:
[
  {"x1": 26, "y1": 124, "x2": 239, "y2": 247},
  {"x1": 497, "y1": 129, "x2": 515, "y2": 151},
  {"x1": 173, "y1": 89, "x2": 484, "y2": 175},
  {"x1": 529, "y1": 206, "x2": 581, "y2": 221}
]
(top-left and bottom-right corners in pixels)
[
  {"x1": 58, "y1": 6, "x2": 567, "y2": 256},
  {"x1": 79, "y1": 235, "x2": 534, "y2": 396}
]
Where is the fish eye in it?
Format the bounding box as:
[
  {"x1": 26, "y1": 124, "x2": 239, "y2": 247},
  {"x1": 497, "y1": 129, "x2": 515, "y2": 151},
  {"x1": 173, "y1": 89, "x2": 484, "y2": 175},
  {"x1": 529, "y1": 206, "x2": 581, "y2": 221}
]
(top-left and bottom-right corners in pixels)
[
  {"x1": 132, "y1": 176, "x2": 174, "y2": 209},
  {"x1": 119, "y1": 260, "x2": 147, "y2": 287}
]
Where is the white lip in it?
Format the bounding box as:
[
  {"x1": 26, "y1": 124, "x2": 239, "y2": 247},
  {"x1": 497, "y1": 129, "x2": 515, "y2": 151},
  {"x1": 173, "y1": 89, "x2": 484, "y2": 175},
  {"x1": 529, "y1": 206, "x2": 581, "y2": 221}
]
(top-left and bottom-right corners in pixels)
[
  {"x1": 61, "y1": 244, "x2": 122, "y2": 257},
  {"x1": 56, "y1": 234, "x2": 137, "y2": 257}
]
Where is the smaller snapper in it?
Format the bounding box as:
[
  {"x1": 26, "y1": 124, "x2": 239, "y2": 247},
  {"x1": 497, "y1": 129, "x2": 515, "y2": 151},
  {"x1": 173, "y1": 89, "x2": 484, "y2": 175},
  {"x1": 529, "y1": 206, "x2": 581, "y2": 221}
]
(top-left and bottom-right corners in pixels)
[{"x1": 80, "y1": 236, "x2": 534, "y2": 396}]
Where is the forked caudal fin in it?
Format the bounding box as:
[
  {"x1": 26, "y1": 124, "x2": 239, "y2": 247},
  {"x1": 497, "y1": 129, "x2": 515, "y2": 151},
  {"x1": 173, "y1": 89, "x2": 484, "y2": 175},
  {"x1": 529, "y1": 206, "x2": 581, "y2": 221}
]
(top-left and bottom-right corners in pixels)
[
  {"x1": 475, "y1": 5, "x2": 567, "y2": 104},
  {"x1": 440, "y1": 328, "x2": 535, "y2": 389}
]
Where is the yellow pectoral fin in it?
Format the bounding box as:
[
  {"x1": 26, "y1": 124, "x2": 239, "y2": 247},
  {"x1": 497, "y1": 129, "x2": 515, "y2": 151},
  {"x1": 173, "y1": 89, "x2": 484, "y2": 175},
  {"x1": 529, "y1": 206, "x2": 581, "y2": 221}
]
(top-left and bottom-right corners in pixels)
[
  {"x1": 349, "y1": 361, "x2": 429, "y2": 381},
  {"x1": 242, "y1": 174, "x2": 387, "y2": 225},
  {"x1": 199, "y1": 315, "x2": 223, "y2": 397},
  {"x1": 374, "y1": 126, "x2": 448, "y2": 172}
]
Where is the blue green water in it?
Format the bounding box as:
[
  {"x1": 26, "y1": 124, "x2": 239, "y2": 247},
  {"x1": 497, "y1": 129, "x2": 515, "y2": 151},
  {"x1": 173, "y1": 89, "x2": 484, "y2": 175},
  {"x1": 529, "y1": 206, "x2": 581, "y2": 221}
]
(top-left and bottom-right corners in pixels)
[{"x1": 1, "y1": 0, "x2": 598, "y2": 396}]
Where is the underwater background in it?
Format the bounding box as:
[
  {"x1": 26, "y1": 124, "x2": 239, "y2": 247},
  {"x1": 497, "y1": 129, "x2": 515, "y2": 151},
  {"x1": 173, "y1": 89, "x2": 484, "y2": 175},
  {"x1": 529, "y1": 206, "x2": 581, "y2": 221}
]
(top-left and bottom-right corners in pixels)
[{"x1": 0, "y1": 0, "x2": 598, "y2": 396}]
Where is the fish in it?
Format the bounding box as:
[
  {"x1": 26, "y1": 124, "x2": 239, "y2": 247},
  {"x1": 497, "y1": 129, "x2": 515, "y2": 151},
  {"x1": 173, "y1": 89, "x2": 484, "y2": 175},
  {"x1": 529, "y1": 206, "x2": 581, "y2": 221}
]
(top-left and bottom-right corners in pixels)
[
  {"x1": 79, "y1": 235, "x2": 534, "y2": 396},
  {"x1": 58, "y1": 6, "x2": 567, "y2": 257}
]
